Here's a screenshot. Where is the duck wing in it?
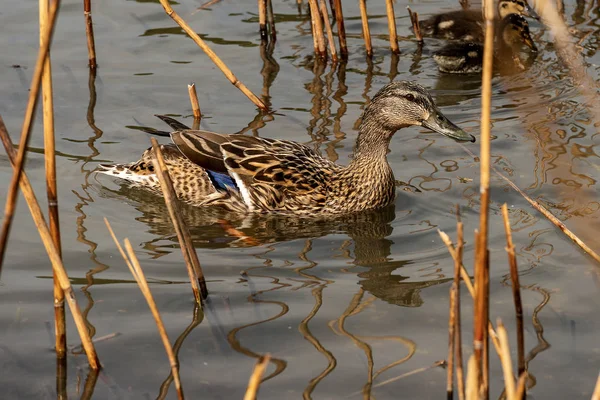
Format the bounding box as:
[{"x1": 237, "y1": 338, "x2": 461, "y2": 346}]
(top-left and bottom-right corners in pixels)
[{"x1": 172, "y1": 131, "x2": 339, "y2": 211}]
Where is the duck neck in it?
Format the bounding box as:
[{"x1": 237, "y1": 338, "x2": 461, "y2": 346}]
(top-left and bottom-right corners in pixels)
[{"x1": 350, "y1": 118, "x2": 398, "y2": 166}]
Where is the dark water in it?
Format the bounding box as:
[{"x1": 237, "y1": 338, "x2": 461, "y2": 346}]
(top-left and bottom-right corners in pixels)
[{"x1": 1, "y1": 0, "x2": 599, "y2": 398}]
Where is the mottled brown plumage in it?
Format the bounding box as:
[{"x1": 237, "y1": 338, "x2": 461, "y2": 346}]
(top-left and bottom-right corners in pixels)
[{"x1": 98, "y1": 81, "x2": 475, "y2": 215}]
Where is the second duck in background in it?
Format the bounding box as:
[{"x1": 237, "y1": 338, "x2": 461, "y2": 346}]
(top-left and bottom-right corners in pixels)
[
  {"x1": 418, "y1": 0, "x2": 539, "y2": 42},
  {"x1": 433, "y1": 14, "x2": 538, "y2": 74}
]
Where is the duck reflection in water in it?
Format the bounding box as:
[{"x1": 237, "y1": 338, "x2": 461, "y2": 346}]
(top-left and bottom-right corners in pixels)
[{"x1": 96, "y1": 179, "x2": 451, "y2": 308}]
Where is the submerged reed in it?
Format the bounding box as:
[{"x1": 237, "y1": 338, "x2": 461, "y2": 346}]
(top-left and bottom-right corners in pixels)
[{"x1": 332, "y1": 0, "x2": 347, "y2": 57}]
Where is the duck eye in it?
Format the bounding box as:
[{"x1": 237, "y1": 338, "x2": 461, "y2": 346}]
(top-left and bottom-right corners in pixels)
[{"x1": 404, "y1": 93, "x2": 415, "y2": 101}]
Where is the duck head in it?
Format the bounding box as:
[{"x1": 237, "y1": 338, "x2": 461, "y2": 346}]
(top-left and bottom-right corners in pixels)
[
  {"x1": 363, "y1": 81, "x2": 476, "y2": 142},
  {"x1": 499, "y1": 14, "x2": 538, "y2": 52},
  {"x1": 498, "y1": 0, "x2": 540, "y2": 20}
]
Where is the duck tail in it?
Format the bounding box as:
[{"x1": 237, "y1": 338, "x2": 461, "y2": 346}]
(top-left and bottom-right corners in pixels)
[{"x1": 155, "y1": 115, "x2": 191, "y2": 131}]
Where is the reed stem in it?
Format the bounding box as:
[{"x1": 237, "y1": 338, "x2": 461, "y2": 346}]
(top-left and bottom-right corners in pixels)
[
  {"x1": 123, "y1": 238, "x2": 184, "y2": 400},
  {"x1": 266, "y1": 0, "x2": 276, "y2": 41},
  {"x1": 447, "y1": 284, "x2": 457, "y2": 400},
  {"x1": 0, "y1": 116, "x2": 99, "y2": 370},
  {"x1": 465, "y1": 355, "x2": 479, "y2": 400},
  {"x1": 332, "y1": 0, "x2": 347, "y2": 57},
  {"x1": 39, "y1": 0, "x2": 66, "y2": 360},
  {"x1": 244, "y1": 354, "x2": 271, "y2": 400},
  {"x1": 407, "y1": 7, "x2": 423, "y2": 43},
  {"x1": 188, "y1": 83, "x2": 202, "y2": 123},
  {"x1": 385, "y1": 0, "x2": 399, "y2": 54},
  {"x1": 497, "y1": 319, "x2": 516, "y2": 400},
  {"x1": 476, "y1": 0, "x2": 494, "y2": 394},
  {"x1": 591, "y1": 372, "x2": 600, "y2": 400},
  {"x1": 455, "y1": 214, "x2": 465, "y2": 400},
  {"x1": 83, "y1": 0, "x2": 97, "y2": 69},
  {"x1": 358, "y1": 0, "x2": 372, "y2": 57},
  {"x1": 501, "y1": 204, "x2": 525, "y2": 378},
  {"x1": 319, "y1": 0, "x2": 337, "y2": 61},
  {"x1": 151, "y1": 138, "x2": 208, "y2": 301},
  {"x1": 0, "y1": 0, "x2": 60, "y2": 274},
  {"x1": 258, "y1": 0, "x2": 267, "y2": 40},
  {"x1": 308, "y1": 0, "x2": 326, "y2": 58},
  {"x1": 157, "y1": 0, "x2": 267, "y2": 110}
]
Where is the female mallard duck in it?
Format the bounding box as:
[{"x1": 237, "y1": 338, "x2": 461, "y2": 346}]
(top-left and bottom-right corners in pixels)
[
  {"x1": 98, "y1": 81, "x2": 475, "y2": 215},
  {"x1": 419, "y1": 0, "x2": 538, "y2": 42},
  {"x1": 433, "y1": 14, "x2": 537, "y2": 74}
]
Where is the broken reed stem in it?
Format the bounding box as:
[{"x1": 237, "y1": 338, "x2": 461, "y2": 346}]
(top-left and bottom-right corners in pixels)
[
  {"x1": 407, "y1": 7, "x2": 423, "y2": 43},
  {"x1": 39, "y1": 0, "x2": 66, "y2": 359},
  {"x1": 501, "y1": 204, "x2": 525, "y2": 378},
  {"x1": 243, "y1": 354, "x2": 271, "y2": 400},
  {"x1": 465, "y1": 355, "x2": 479, "y2": 400},
  {"x1": 476, "y1": 0, "x2": 494, "y2": 394},
  {"x1": 308, "y1": 0, "x2": 326, "y2": 58},
  {"x1": 188, "y1": 83, "x2": 202, "y2": 121},
  {"x1": 385, "y1": 0, "x2": 399, "y2": 54},
  {"x1": 83, "y1": 0, "x2": 97, "y2": 69},
  {"x1": 0, "y1": 0, "x2": 60, "y2": 274},
  {"x1": 332, "y1": 0, "x2": 347, "y2": 58},
  {"x1": 258, "y1": 0, "x2": 268, "y2": 40},
  {"x1": 123, "y1": 239, "x2": 184, "y2": 400},
  {"x1": 266, "y1": 0, "x2": 276, "y2": 41},
  {"x1": 0, "y1": 116, "x2": 99, "y2": 370},
  {"x1": 447, "y1": 285, "x2": 457, "y2": 400},
  {"x1": 437, "y1": 230, "x2": 502, "y2": 359},
  {"x1": 496, "y1": 319, "x2": 516, "y2": 400},
  {"x1": 319, "y1": 0, "x2": 337, "y2": 61},
  {"x1": 151, "y1": 138, "x2": 208, "y2": 301},
  {"x1": 358, "y1": 0, "x2": 372, "y2": 57},
  {"x1": 157, "y1": 0, "x2": 267, "y2": 110},
  {"x1": 514, "y1": 373, "x2": 527, "y2": 400}
]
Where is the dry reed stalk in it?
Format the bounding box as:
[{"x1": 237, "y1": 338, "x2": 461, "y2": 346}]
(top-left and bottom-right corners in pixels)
[
  {"x1": 308, "y1": 0, "x2": 327, "y2": 58},
  {"x1": 122, "y1": 239, "x2": 184, "y2": 400},
  {"x1": 358, "y1": 0, "x2": 372, "y2": 57},
  {"x1": 475, "y1": 0, "x2": 495, "y2": 394},
  {"x1": 455, "y1": 213, "x2": 465, "y2": 400},
  {"x1": 460, "y1": 0, "x2": 470, "y2": 10},
  {"x1": 438, "y1": 230, "x2": 502, "y2": 360},
  {"x1": 591, "y1": 373, "x2": 600, "y2": 400},
  {"x1": 501, "y1": 204, "x2": 525, "y2": 378},
  {"x1": 83, "y1": 0, "x2": 97, "y2": 68},
  {"x1": 157, "y1": 0, "x2": 267, "y2": 110},
  {"x1": 0, "y1": 116, "x2": 99, "y2": 370},
  {"x1": 407, "y1": 7, "x2": 423, "y2": 43},
  {"x1": 319, "y1": 0, "x2": 337, "y2": 61},
  {"x1": 496, "y1": 319, "x2": 516, "y2": 400},
  {"x1": 447, "y1": 284, "x2": 457, "y2": 400},
  {"x1": 385, "y1": 0, "x2": 399, "y2": 54},
  {"x1": 332, "y1": 0, "x2": 347, "y2": 57},
  {"x1": 244, "y1": 354, "x2": 271, "y2": 400},
  {"x1": 258, "y1": 0, "x2": 268, "y2": 40},
  {"x1": 514, "y1": 373, "x2": 527, "y2": 400},
  {"x1": 367, "y1": 360, "x2": 446, "y2": 391},
  {"x1": 0, "y1": 0, "x2": 60, "y2": 274},
  {"x1": 188, "y1": 83, "x2": 202, "y2": 121},
  {"x1": 456, "y1": 142, "x2": 600, "y2": 264},
  {"x1": 39, "y1": 0, "x2": 66, "y2": 359},
  {"x1": 266, "y1": 0, "x2": 276, "y2": 41},
  {"x1": 150, "y1": 139, "x2": 208, "y2": 301},
  {"x1": 465, "y1": 355, "x2": 479, "y2": 400}
]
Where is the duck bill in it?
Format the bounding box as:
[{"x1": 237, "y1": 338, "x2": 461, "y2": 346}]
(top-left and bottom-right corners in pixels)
[
  {"x1": 422, "y1": 112, "x2": 476, "y2": 142},
  {"x1": 524, "y1": 5, "x2": 540, "y2": 20},
  {"x1": 523, "y1": 36, "x2": 538, "y2": 52}
]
